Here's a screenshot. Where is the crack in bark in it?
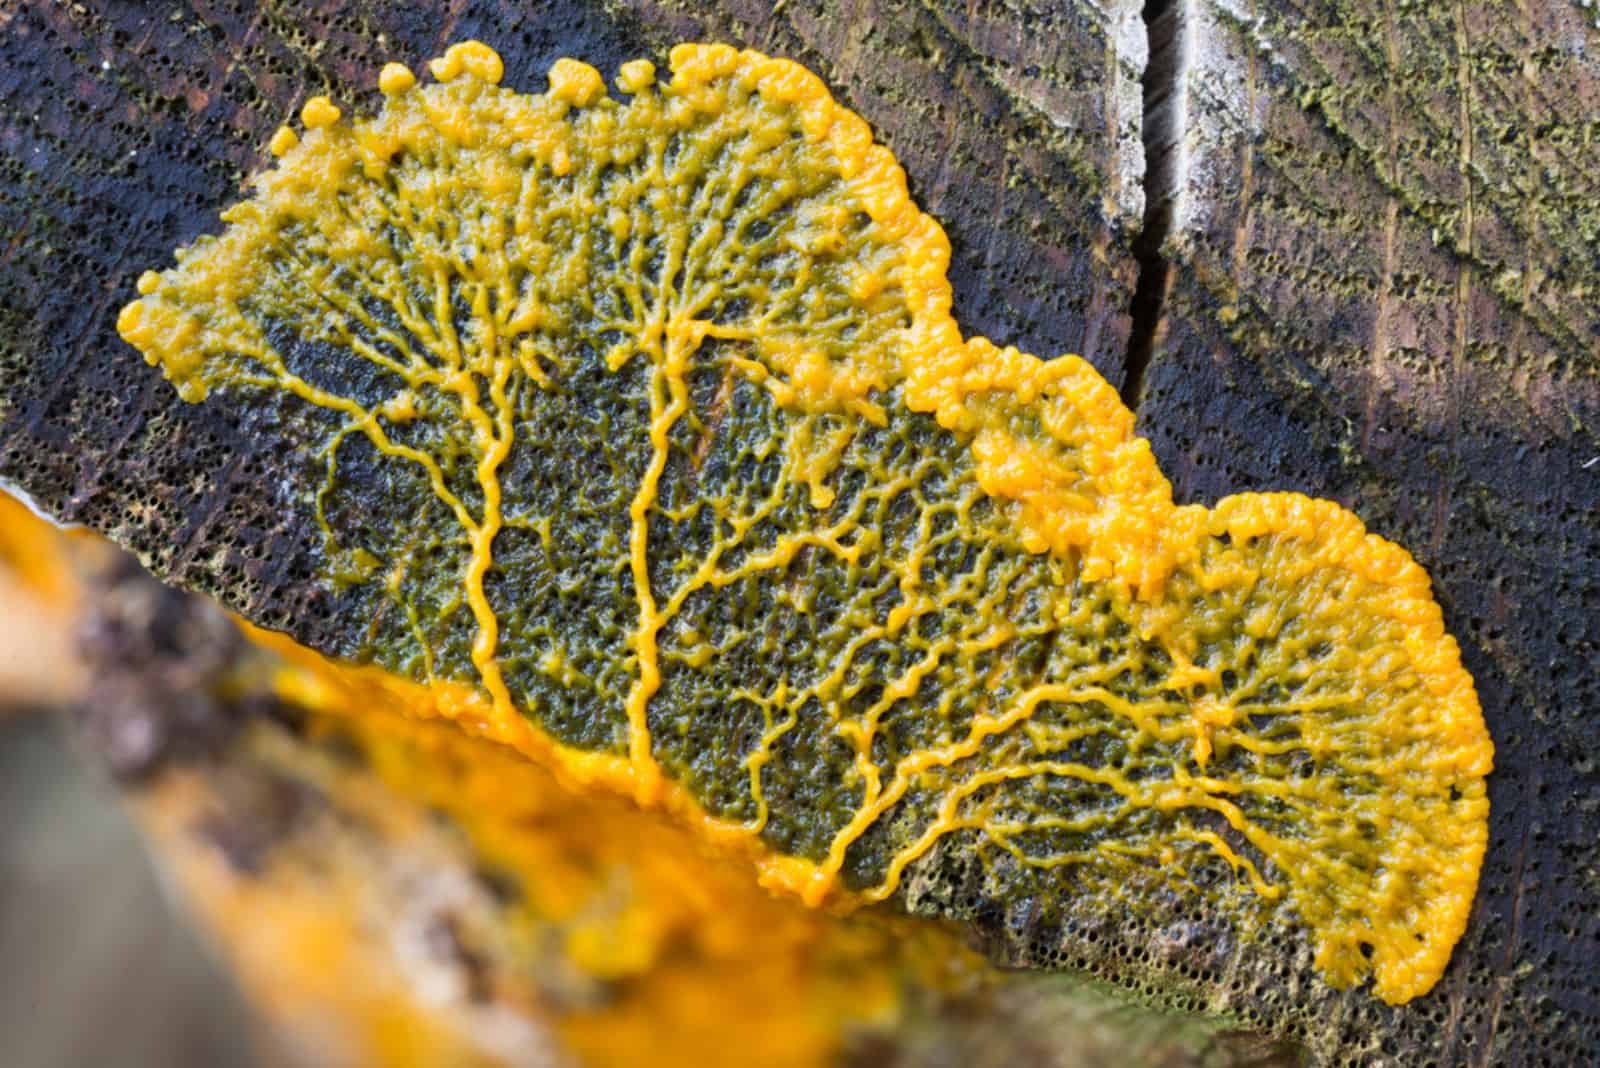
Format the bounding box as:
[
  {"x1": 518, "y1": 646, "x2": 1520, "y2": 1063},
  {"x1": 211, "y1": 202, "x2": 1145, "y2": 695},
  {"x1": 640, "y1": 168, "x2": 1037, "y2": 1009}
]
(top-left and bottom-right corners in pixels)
[{"x1": 1122, "y1": 0, "x2": 1184, "y2": 412}]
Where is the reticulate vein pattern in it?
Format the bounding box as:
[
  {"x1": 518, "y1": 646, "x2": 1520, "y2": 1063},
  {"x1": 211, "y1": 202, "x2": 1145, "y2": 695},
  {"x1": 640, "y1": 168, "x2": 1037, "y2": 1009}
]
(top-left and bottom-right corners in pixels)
[{"x1": 117, "y1": 40, "x2": 1493, "y2": 1005}]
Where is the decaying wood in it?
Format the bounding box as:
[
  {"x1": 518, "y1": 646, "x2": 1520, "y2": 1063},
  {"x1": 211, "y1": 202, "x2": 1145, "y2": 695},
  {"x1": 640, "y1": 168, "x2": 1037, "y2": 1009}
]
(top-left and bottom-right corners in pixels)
[{"x1": 0, "y1": 1, "x2": 1595, "y2": 1065}]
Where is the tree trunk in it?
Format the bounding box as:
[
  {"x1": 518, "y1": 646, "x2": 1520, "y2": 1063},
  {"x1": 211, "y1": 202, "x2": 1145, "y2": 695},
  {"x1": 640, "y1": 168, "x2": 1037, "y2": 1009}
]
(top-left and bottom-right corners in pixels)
[{"x1": 0, "y1": 2, "x2": 1594, "y2": 1065}]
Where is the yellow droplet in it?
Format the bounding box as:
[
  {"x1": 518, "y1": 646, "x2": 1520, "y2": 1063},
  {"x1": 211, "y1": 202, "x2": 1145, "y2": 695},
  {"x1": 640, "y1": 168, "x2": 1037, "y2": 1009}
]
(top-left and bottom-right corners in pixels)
[
  {"x1": 135, "y1": 270, "x2": 161, "y2": 295},
  {"x1": 429, "y1": 41, "x2": 504, "y2": 85},
  {"x1": 378, "y1": 62, "x2": 416, "y2": 96},
  {"x1": 299, "y1": 96, "x2": 341, "y2": 129},
  {"x1": 115, "y1": 300, "x2": 142, "y2": 335},
  {"x1": 548, "y1": 58, "x2": 605, "y2": 107},
  {"x1": 268, "y1": 125, "x2": 300, "y2": 157},
  {"x1": 617, "y1": 59, "x2": 656, "y2": 94}
]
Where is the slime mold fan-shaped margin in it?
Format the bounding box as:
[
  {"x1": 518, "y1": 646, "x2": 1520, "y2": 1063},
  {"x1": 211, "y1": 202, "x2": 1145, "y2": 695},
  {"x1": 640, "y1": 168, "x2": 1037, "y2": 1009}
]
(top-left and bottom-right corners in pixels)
[{"x1": 116, "y1": 40, "x2": 1493, "y2": 1007}]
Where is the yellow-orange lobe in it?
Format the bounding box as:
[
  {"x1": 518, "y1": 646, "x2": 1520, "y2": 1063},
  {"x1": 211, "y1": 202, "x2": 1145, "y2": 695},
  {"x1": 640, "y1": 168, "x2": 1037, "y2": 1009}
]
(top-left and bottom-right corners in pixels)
[
  {"x1": 547, "y1": 58, "x2": 605, "y2": 106},
  {"x1": 378, "y1": 62, "x2": 416, "y2": 96},
  {"x1": 299, "y1": 96, "x2": 341, "y2": 129},
  {"x1": 267, "y1": 126, "x2": 299, "y2": 157},
  {"x1": 429, "y1": 40, "x2": 504, "y2": 85},
  {"x1": 617, "y1": 58, "x2": 656, "y2": 94}
]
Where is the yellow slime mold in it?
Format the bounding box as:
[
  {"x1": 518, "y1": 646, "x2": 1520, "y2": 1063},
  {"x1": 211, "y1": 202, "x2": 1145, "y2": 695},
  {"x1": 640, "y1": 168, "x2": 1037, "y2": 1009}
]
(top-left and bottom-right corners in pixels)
[{"x1": 117, "y1": 40, "x2": 1492, "y2": 1004}]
